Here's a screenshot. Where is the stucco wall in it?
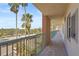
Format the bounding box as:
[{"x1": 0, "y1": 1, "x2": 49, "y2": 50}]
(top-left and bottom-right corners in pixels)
[
  {"x1": 63, "y1": 3, "x2": 79, "y2": 56},
  {"x1": 42, "y1": 15, "x2": 51, "y2": 45}
]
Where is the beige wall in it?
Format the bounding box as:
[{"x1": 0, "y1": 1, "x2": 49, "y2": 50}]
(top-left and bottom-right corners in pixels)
[
  {"x1": 63, "y1": 3, "x2": 79, "y2": 56},
  {"x1": 50, "y1": 17, "x2": 64, "y2": 31}
]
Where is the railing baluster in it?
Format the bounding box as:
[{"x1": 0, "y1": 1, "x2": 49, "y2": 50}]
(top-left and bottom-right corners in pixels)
[
  {"x1": 32, "y1": 39, "x2": 34, "y2": 56},
  {"x1": 28, "y1": 39, "x2": 31, "y2": 56},
  {"x1": 42, "y1": 34, "x2": 44, "y2": 47},
  {"x1": 23, "y1": 40, "x2": 24, "y2": 56},
  {"x1": 42, "y1": 35, "x2": 44, "y2": 48},
  {"x1": 31, "y1": 39, "x2": 33, "y2": 56},
  {"x1": 32, "y1": 39, "x2": 33, "y2": 56},
  {"x1": 24, "y1": 39, "x2": 26, "y2": 56},
  {"x1": 21, "y1": 40, "x2": 23, "y2": 56},
  {"x1": 24, "y1": 39, "x2": 25, "y2": 56},
  {"x1": 0, "y1": 45, "x2": 1, "y2": 56},
  {"x1": 35, "y1": 37, "x2": 37, "y2": 55},
  {"x1": 6, "y1": 44, "x2": 8, "y2": 56},
  {"x1": 28, "y1": 39, "x2": 29, "y2": 56},
  {"x1": 30, "y1": 39, "x2": 32, "y2": 56},
  {"x1": 27, "y1": 39, "x2": 29, "y2": 56},
  {"x1": 22, "y1": 40, "x2": 24, "y2": 56},
  {"x1": 44, "y1": 34, "x2": 46, "y2": 48},
  {"x1": 22, "y1": 40, "x2": 23, "y2": 56},
  {"x1": 42, "y1": 34, "x2": 44, "y2": 49},
  {"x1": 16, "y1": 42, "x2": 18, "y2": 56},
  {"x1": 41, "y1": 35, "x2": 43, "y2": 50},
  {"x1": 36, "y1": 38, "x2": 38, "y2": 54},
  {"x1": 27, "y1": 39, "x2": 28, "y2": 56},
  {"x1": 20, "y1": 41, "x2": 21, "y2": 56},
  {"x1": 43, "y1": 34, "x2": 44, "y2": 49},
  {"x1": 12, "y1": 43, "x2": 14, "y2": 56},
  {"x1": 26, "y1": 39, "x2": 27, "y2": 56}
]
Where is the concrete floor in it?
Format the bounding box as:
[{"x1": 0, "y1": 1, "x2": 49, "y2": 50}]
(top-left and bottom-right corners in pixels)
[{"x1": 39, "y1": 31, "x2": 67, "y2": 56}]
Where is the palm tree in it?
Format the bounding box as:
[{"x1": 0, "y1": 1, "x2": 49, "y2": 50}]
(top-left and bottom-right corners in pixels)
[
  {"x1": 8, "y1": 3, "x2": 19, "y2": 38},
  {"x1": 21, "y1": 13, "x2": 33, "y2": 34},
  {"x1": 20, "y1": 3, "x2": 28, "y2": 35}
]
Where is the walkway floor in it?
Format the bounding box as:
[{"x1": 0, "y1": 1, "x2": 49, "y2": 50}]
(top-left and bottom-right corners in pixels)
[{"x1": 39, "y1": 31, "x2": 67, "y2": 56}]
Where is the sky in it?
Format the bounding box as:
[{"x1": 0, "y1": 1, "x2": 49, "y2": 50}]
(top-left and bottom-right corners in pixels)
[{"x1": 0, "y1": 3, "x2": 42, "y2": 29}]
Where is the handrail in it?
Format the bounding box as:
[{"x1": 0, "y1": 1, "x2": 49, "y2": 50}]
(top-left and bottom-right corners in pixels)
[{"x1": 0, "y1": 34, "x2": 42, "y2": 45}]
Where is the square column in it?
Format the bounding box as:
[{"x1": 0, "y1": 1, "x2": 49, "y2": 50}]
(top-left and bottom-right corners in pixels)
[{"x1": 42, "y1": 15, "x2": 51, "y2": 45}]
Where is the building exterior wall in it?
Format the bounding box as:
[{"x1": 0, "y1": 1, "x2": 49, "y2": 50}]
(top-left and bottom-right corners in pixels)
[{"x1": 63, "y1": 3, "x2": 79, "y2": 56}]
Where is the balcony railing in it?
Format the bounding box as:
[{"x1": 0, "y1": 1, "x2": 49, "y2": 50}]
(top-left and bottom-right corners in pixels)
[{"x1": 0, "y1": 33, "x2": 46, "y2": 56}]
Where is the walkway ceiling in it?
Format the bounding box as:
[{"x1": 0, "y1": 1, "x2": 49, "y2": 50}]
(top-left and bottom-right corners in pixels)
[{"x1": 34, "y1": 3, "x2": 69, "y2": 18}]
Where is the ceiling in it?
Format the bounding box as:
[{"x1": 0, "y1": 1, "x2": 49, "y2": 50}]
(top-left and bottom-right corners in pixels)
[{"x1": 34, "y1": 3, "x2": 69, "y2": 17}]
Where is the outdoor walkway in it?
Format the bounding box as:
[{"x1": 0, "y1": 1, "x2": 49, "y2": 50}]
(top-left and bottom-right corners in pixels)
[{"x1": 39, "y1": 31, "x2": 67, "y2": 56}]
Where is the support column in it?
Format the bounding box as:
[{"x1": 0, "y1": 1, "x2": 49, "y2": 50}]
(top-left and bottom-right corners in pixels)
[{"x1": 42, "y1": 15, "x2": 51, "y2": 45}]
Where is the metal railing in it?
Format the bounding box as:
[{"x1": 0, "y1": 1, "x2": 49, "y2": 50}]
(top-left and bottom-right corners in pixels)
[{"x1": 0, "y1": 33, "x2": 46, "y2": 56}]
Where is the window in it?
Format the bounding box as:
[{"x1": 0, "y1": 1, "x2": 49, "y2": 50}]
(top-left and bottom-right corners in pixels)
[
  {"x1": 71, "y1": 9, "x2": 78, "y2": 42},
  {"x1": 67, "y1": 12, "x2": 71, "y2": 41},
  {"x1": 67, "y1": 8, "x2": 78, "y2": 42},
  {"x1": 71, "y1": 12, "x2": 76, "y2": 39}
]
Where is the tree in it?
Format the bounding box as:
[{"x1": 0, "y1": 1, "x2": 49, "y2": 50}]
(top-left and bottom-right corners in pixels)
[
  {"x1": 8, "y1": 3, "x2": 20, "y2": 37},
  {"x1": 20, "y1": 3, "x2": 28, "y2": 35},
  {"x1": 21, "y1": 13, "x2": 33, "y2": 34}
]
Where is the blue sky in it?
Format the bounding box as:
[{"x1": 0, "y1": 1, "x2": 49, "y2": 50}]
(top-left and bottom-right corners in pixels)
[{"x1": 0, "y1": 3, "x2": 42, "y2": 29}]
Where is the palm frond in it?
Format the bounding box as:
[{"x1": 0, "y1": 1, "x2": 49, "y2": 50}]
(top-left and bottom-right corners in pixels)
[{"x1": 8, "y1": 3, "x2": 19, "y2": 13}]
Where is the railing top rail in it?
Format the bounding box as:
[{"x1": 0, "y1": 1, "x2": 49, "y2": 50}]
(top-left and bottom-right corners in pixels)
[{"x1": 0, "y1": 33, "x2": 43, "y2": 46}]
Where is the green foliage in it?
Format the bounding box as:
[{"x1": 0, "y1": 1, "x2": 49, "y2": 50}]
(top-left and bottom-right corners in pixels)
[
  {"x1": 0, "y1": 29, "x2": 15, "y2": 37},
  {"x1": 0, "y1": 28, "x2": 41, "y2": 38},
  {"x1": 30, "y1": 28, "x2": 42, "y2": 34},
  {"x1": 21, "y1": 13, "x2": 33, "y2": 34}
]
